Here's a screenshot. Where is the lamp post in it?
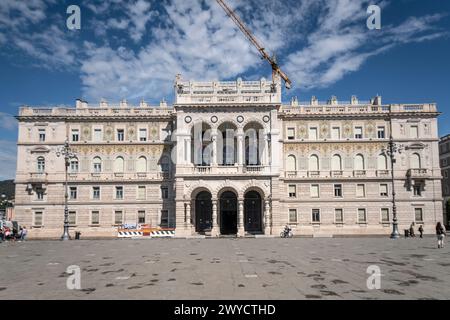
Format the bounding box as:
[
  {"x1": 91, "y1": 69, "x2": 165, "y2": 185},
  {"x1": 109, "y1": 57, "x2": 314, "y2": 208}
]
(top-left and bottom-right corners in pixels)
[
  {"x1": 382, "y1": 109, "x2": 404, "y2": 239},
  {"x1": 56, "y1": 140, "x2": 76, "y2": 241}
]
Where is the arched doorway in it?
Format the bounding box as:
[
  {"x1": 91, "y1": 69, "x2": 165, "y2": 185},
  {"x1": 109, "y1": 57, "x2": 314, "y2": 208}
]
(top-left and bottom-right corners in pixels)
[
  {"x1": 220, "y1": 191, "x2": 238, "y2": 235},
  {"x1": 195, "y1": 191, "x2": 212, "y2": 233},
  {"x1": 244, "y1": 191, "x2": 263, "y2": 233}
]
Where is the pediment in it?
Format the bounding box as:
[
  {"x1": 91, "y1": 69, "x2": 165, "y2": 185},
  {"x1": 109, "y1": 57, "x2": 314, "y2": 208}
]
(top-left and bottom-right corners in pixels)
[{"x1": 30, "y1": 146, "x2": 51, "y2": 153}]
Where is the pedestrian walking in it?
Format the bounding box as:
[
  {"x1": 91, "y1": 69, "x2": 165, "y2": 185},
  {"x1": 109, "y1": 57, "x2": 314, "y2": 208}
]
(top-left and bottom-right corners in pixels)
[
  {"x1": 409, "y1": 222, "x2": 416, "y2": 237},
  {"x1": 20, "y1": 226, "x2": 28, "y2": 241},
  {"x1": 436, "y1": 222, "x2": 446, "y2": 249},
  {"x1": 418, "y1": 225, "x2": 424, "y2": 238}
]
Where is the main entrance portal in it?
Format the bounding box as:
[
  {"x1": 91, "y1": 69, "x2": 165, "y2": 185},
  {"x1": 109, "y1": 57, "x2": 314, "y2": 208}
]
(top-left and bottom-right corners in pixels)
[
  {"x1": 244, "y1": 191, "x2": 262, "y2": 233},
  {"x1": 220, "y1": 191, "x2": 237, "y2": 235},
  {"x1": 195, "y1": 191, "x2": 212, "y2": 233}
]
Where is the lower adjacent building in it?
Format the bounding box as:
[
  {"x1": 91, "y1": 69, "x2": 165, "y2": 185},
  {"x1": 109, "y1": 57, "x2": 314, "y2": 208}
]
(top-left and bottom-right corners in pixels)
[{"x1": 14, "y1": 76, "x2": 443, "y2": 238}]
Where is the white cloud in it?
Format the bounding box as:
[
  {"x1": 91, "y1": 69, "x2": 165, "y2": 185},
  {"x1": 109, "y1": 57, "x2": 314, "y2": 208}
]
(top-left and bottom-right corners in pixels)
[
  {"x1": 0, "y1": 0, "x2": 447, "y2": 101},
  {"x1": 0, "y1": 112, "x2": 17, "y2": 131},
  {"x1": 0, "y1": 140, "x2": 17, "y2": 180}
]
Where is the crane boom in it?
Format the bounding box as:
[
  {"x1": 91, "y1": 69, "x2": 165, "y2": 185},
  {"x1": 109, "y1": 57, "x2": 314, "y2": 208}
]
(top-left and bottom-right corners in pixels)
[{"x1": 215, "y1": 0, "x2": 292, "y2": 89}]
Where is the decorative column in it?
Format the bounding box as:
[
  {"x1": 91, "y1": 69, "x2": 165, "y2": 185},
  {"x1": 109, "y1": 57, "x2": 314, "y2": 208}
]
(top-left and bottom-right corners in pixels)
[
  {"x1": 186, "y1": 136, "x2": 191, "y2": 164},
  {"x1": 263, "y1": 134, "x2": 270, "y2": 166},
  {"x1": 211, "y1": 199, "x2": 219, "y2": 236},
  {"x1": 238, "y1": 199, "x2": 245, "y2": 237},
  {"x1": 211, "y1": 129, "x2": 218, "y2": 166},
  {"x1": 185, "y1": 202, "x2": 192, "y2": 233},
  {"x1": 237, "y1": 129, "x2": 244, "y2": 166},
  {"x1": 264, "y1": 200, "x2": 271, "y2": 235}
]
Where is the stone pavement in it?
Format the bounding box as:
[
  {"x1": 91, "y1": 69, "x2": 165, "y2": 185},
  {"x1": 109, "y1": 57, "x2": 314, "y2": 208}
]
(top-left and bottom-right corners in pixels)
[{"x1": 0, "y1": 237, "x2": 449, "y2": 299}]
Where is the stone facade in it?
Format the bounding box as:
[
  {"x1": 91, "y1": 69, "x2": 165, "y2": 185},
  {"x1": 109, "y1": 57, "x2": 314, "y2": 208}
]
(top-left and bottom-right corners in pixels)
[
  {"x1": 14, "y1": 76, "x2": 443, "y2": 238},
  {"x1": 439, "y1": 134, "x2": 450, "y2": 227}
]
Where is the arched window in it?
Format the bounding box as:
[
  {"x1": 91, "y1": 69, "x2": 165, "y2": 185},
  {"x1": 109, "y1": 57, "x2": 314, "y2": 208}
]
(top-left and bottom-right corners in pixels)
[
  {"x1": 244, "y1": 122, "x2": 263, "y2": 166},
  {"x1": 286, "y1": 155, "x2": 297, "y2": 171},
  {"x1": 354, "y1": 154, "x2": 365, "y2": 170},
  {"x1": 309, "y1": 155, "x2": 319, "y2": 171},
  {"x1": 37, "y1": 156, "x2": 45, "y2": 173},
  {"x1": 93, "y1": 157, "x2": 102, "y2": 173},
  {"x1": 70, "y1": 158, "x2": 79, "y2": 173},
  {"x1": 377, "y1": 154, "x2": 387, "y2": 170},
  {"x1": 331, "y1": 154, "x2": 342, "y2": 171},
  {"x1": 114, "y1": 156, "x2": 124, "y2": 173},
  {"x1": 136, "y1": 156, "x2": 147, "y2": 172},
  {"x1": 161, "y1": 156, "x2": 170, "y2": 172},
  {"x1": 411, "y1": 153, "x2": 421, "y2": 169}
]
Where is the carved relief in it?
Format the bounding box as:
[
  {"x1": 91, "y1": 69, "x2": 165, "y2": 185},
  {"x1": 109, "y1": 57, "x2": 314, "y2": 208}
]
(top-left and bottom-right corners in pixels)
[
  {"x1": 81, "y1": 125, "x2": 91, "y2": 141},
  {"x1": 343, "y1": 121, "x2": 352, "y2": 139}
]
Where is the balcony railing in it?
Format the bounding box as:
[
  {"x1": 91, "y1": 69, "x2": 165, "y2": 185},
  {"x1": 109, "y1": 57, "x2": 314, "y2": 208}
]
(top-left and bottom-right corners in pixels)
[
  {"x1": 308, "y1": 171, "x2": 320, "y2": 178},
  {"x1": 353, "y1": 170, "x2": 366, "y2": 177},
  {"x1": 376, "y1": 170, "x2": 390, "y2": 177},
  {"x1": 29, "y1": 172, "x2": 48, "y2": 182},
  {"x1": 330, "y1": 170, "x2": 343, "y2": 177},
  {"x1": 407, "y1": 168, "x2": 429, "y2": 178}
]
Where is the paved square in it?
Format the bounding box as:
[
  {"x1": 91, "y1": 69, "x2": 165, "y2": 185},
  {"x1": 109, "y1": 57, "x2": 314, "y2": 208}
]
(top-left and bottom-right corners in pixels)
[{"x1": 1, "y1": 237, "x2": 449, "y2": 299}]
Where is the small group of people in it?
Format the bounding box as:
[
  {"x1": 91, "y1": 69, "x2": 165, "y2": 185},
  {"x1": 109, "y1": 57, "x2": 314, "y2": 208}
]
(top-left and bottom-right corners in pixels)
[
  {"x1": 0, "y1": 225, "x2": 27, "y2": 242},
  {"x1": 408, "y1": 221, "x2": 446, "y2": 249}
]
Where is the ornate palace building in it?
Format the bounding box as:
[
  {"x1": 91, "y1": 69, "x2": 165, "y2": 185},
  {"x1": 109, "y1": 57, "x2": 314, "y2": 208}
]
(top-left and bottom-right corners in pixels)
[{"x1": 14, "y1": 76, "x2": 443, "y2": 238}]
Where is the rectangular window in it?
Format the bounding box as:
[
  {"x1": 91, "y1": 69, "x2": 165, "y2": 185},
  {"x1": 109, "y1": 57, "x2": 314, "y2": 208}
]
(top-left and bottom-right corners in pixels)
[
  {"x1": 36, "y1": 189, "x2": 44, "y2": 201},
  {"x1": 380, "y1": 184, "x2": 388, "y2": 197},
  {"x1": 161, "y1": 186, "x2": 169, "y2": 199},
  {"x1": 38, "y1": 128, "x2": 46, "y2": 142},
  {"x1": 71, "y1": 129, "x2": 79, "y2": 142},
  {"x1": 287, "y1": 128, "x2": 295, "y2": 140},
  {"x1": 94, "y1": 128, "x2": 103, "y2": 141},
  {"x1": 410, "y1": 125, "x2": 419, "y2": 138},
  {"x1": 138, "y1": 210, "x2": 146, "y2": 224},
  {"x1": 335, "y1": 209, "x2": 343, "y2": 223},
  {"x1": 381, "y1": 208, "x2": 390, "y2": 223},
  {"x1": 289, "y1": 209, "x2": 297, "y2": 223},
  {"x1": 358, "y1": 208, "x2": 367, "y2": 223},
  {"x1": 415, "y1": 208, "x2": 423, "y2": 222},
  {"x1": 69, "y1": 187, "x2": 77, "y2": 200},
  {"x1": 331, "y1": 127, "x2": 340, "y2": 140},
  {"x1": 377, "y1": 126, "x2": 385, "y2": 139},
  {"x1": 92, "y1": 187, "x2": 100, "y2": 200},
  {"x1": 356, "y1": 184, "x2": 365, "y2": 198},
  {"x1": 288, "y1": 185, "x2": 296, "y2": 198},
  {"x1": 117, "y1": 129, "x2": 125, "y2": 141},
  {"x1": 354, "y1": 127, "x2": 363, "y2": 139},
  {"x1": 68, "y1": 211, "x2": 76, "y2": 225},
  {"x1": 310, "y1": 184, "x2": 319, "y2": 198},
  {"x1": 334, "y1": 184, "x2": 342, "y2": 197},
  {"x1": 115, "y1": 186, "x2": 123, "y2": 200},
  {"x1": 91, "y1": 211, "x2": 100, "y2": 225},
  {"x1": 34, "y1": 211, "x2": 43, "y2": 226},
  {"x1": 309, "y1": 127, "x2": 318, "y2": 140},
  {"x1": 413, "y1": 184, "x2": 422, "y2": 196},
  {"x1": 137, "y1": 186, "x2": 146, "y2": 200},
  {"x1": 70, "y1": 160, "x2": 79, "y2": 173},
  {"x1": 114, "y1": 210, "x2": 123, "y2": 225},
  {"x1": 312, "y1": 209, "x2": 320, "y2": 223},
  {"x1": 160, "y1": 210, "x2": 169, "y2": 228},
  {"x1": 139, "y1": 128, "x2": 147, "y2": 142}
]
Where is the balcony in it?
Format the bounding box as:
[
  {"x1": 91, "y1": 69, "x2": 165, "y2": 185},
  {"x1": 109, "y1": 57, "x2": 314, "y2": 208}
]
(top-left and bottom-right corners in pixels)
[
  {"x1": 407, "y1": 169, "x2": 429, "y2": 179},
  {"x1": 330, "y1": 170, "x2": 343, "y2": 177},
  {"x1": 188, "y1": 165, "x2": 269, "y2": 176},
  {"x1": 353, "y1": 170, "x2": 366, "y2": 177},
  {"x1": 308, "y1": 171, "x2": 320, "y2": 178},
  {"x1": 376, "y1": 170, "x2": 390, "y2": 177},
  {"x1": 243, "y1": 165, "x2": 264, "y2": 173},
  {"x1": 29, "y1": 172, "x2": 48, "y2": 183},
  {"x1": 285, "y1": 171, "x2": 298, "y2": 178}
]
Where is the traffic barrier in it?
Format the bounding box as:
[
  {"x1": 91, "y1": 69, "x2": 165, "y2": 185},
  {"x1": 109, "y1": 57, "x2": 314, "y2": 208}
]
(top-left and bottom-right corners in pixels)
[
  {"x1": 150, "y1": 230, "x2": 175, "y2": 238},
  {"x1": 118, "y1": 230, "x2": 143, "y2": 238}
]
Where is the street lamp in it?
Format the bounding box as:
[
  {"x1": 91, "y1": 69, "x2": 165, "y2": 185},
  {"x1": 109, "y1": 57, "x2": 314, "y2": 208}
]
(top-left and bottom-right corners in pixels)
[
  {"x1": 381, "y1": 109, "x2": 404, "y2": 239},
  {"x1": 56, "y1": 140, "x2": 77, "y2": 241}
]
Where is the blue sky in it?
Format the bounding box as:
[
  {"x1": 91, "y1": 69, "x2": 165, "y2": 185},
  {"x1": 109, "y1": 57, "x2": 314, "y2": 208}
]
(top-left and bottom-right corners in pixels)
[{"x1": 0, "y1": 0, "x2": 449, "y2": 180}]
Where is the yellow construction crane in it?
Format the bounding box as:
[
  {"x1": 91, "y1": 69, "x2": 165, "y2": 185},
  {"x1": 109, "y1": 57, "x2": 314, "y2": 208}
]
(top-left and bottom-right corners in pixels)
[{"x1": 216, "y1": 0, "x2": 292, "y2": 90}]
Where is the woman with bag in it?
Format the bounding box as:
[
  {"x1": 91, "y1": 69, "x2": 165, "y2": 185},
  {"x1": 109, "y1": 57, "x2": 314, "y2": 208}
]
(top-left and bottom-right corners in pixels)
[{"x1": 436, "y1": 222, "x2": 446, "y2": 249}]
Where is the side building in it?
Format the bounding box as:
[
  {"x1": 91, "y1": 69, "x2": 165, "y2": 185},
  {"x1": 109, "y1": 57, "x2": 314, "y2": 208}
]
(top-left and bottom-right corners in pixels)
[
  {"x1": 14, "y1": 77, "x2": 443, "y2": 238},
  {"x1": 439, "y1": 134, "x2": 450, "y2": 228}
]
